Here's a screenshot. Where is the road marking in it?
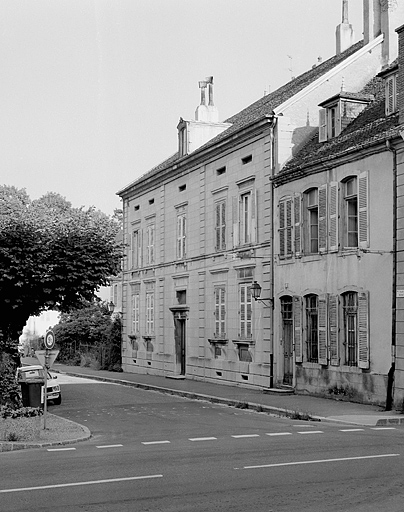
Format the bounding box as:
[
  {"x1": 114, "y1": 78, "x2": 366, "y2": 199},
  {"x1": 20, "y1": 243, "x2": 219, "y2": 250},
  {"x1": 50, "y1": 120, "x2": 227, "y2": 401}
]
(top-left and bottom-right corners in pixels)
[
  {"x1": 241, "y1": 453, "x2": 400, "y2": 470},
  {"x1": 231, "y1": 434, "x2": 260, "y2": 439},
  {"x1": 371, "y1": 427, "x2": 397, "y2": 430},
  {"x1": 266, "y1": 432, "x2": 293, "y2": 436},
  {"x1": 47, "y1": 447, "x2": 76, "y2": 452},
  {"x1": 189, "y1": 437, "x2": 217, "y2": 442},
  {"x1": 0, "y1": 474, "x2": 163, "y2": 494},
  {"x1": 297, "y1": 431, "x2": 323, "y2": 435},
  {"x1": 339, "y1": 429, "x2": 365, "y2": 432},
  {"x1": 142, "y1": 440, "x2": 171, "y2": 445},
  {"x1": 96, "y1": 444, "x2": 124, "y2": 449}
]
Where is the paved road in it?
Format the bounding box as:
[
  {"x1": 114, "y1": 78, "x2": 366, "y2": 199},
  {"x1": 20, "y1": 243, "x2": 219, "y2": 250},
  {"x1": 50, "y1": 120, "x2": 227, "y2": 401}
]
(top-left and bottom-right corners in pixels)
[{"x1": 1, "y1": 377, "x2": 404, "y2": 511}]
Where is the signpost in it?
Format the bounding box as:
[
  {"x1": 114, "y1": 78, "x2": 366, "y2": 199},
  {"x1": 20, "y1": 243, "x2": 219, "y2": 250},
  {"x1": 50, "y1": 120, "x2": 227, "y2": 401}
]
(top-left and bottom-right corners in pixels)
[{"x1": 38, "y1": 328, "x2": 57, "y2": 429}]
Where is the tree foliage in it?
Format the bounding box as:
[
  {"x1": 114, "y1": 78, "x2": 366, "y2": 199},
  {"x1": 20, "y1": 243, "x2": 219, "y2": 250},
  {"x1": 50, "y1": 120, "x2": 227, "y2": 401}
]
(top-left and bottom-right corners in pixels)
[{"x1": 0, "y1": 186, "x2": 122, "y2": 351}]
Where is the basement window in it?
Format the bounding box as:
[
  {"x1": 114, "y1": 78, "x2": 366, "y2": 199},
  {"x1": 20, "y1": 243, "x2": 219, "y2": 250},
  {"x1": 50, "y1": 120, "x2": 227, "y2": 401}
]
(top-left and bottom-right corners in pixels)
[
  {"x1": 241, "y1": 155, "x2": 252, "y2": 165},
  {"x1": 179, "y1": 184, "x2": 186, "y2": 192},
  {"x1": 216, "y1": 166, "x2": 226, "y2": 176}
]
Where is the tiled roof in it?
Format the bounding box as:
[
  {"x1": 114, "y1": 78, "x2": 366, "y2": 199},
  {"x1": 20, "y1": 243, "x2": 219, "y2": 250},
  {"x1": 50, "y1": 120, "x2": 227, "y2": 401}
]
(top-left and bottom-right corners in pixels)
[
  {"x1": 275, "y1": 75, "x2": 400, "y2": 182},
  {"x1": 118, "y1": 41, "x2": 364, "y2": 195}
]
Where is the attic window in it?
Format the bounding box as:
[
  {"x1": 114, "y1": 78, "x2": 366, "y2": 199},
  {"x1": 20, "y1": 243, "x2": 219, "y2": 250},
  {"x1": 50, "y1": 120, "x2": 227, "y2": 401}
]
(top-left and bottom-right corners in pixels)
[
  {"x1": 149, "y1": 198, "x2": 154, "y2": 205},
  {"x1": 241, "y1": 155, "x2": 253, "y2": 165},
  {"x1": 134, "y1": 205, "x2": 140, "y2": 211},
  {"x1": 319, "y1": 105, "x2": 341, "y2": 142},
  {"x1": 179, "y1": 184, "x2": 186, "y2": 192},
  {"x1": 216, "y1": 166, "x2": 226, "y2": 176}
]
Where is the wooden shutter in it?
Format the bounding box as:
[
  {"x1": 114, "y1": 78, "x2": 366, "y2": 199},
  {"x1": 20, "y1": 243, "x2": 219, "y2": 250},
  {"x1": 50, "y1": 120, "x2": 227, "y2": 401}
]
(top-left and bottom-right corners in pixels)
[
  {"x1": 358, "y1": 171, "x2": 369, "y2": 249},
  {"x1": 279, "y1": 201, "x2": 285, "y2": 258},
  {"x1": 328, "y1": 182, "x2": 339, "y2": 252},
  {"x1": 318, "y1": 184, "x2": 327, "y2": 252},
  {"x1": 294, "y1": 194, "x2": 301, "y2": 257},
  {"x1": 385, "y1": 76, "x2": 395, "y2": 116},
  {"x1": 319, "y1": 108, "x2": 327, "y2": 142},
  {"x1": 293, "y1": 296, "x2": 303, "y2": 363},
  {"x1": 215, "y1": 203, "x2": 221, "y2": 250},
  {"x1": 318, "y1": 295, "x2": 328, "y2": 365},
  {"x1": 251, "y1": 189, "x2": 258, "y2": 243},
  {"x1": 286, "y1": 198, "x2": 292, "y2": 256},
  {"x1": 358, "y1": 291, "x2": 370, "y2": 369},
  {"x1": 328, "y1": 294, "x2": 339, "y2": 366},
  {"x1": 221, "y1": 201, "x2": 226, "y2": 250},
  {"x1": 232, "y1": 196, "x2": 239, "y2": 248}
]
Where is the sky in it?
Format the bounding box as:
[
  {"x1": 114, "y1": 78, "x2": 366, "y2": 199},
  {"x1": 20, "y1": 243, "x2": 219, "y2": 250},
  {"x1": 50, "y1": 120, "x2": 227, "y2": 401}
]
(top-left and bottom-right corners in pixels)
[{"x1": 0, "y1": 0, "x2": 364, "y2": 216}]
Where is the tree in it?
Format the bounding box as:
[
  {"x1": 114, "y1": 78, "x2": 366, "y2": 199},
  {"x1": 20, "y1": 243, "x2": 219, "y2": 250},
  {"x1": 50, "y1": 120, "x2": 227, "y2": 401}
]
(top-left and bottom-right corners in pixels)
[
  {"x1": 0, "y1": 186, "x2": 122, "y2": 355},
  {"x1": 53, "y1": 299, "x2": 122, "y2": 370}
]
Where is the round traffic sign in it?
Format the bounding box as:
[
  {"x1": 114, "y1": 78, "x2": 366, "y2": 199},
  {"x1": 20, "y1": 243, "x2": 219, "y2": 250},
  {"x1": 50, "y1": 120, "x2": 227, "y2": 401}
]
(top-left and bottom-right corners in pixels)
[{"x1": 44, "y1": 329, "x2": 55, "y2": 350}]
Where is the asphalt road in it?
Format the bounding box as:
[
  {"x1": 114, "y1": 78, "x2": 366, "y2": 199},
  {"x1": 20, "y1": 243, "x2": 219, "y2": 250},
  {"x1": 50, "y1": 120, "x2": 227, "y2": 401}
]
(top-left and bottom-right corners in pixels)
[{"x1": 1, "y1": 376, "x2": 404, "y2": 511}]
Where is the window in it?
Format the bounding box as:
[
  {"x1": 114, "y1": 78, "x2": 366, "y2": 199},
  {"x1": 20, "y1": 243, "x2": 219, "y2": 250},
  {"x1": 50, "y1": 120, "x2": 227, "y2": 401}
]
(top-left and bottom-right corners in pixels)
[
  {"x1": 342, "y1": 292, "x2": 358, "y2": 366},
  {"x1": 179, "y1": 184, "x2": 186, "y2": 192},
  {"x1": 238, "y1": 344, "x2": 252, "y2": 362},
  {"x1": 319, "y1": 105, "x2": 340, "y2": 141},
  {"x1": 177, "y1": 214, "x2": 186, "y2": 259},
  {"x1": 241, "y1": 155, "x2": 252, "y2": 165},
  {"x1": 148, "y1": 198, "x2": 154, "y2": 205},
  {"x1": 146, "y1": 223, "x2": 155, "y2": 265},
  {"x1": 239, "y1": 283, "x2": 252, "y2": 339},
  {"x1": 131, "y1": 291, "x2": 140, "y2": 334},
  {"x1": 233, "y1": 185, "x2": 257, "y2": 248},
  {"x1": 216, "y1": 166, "x2": 226, "y2": 176},
  {"x1": 214, "y1": 286, "x2": 226, "y2": 337},
  {"x1": 131, "y1": 229, "x2": 142, "y2": 268},
  {"x1": 279, "y1": 198, "x2": 293, "y2": 258},
  {"x1": 215, "y1": 201, "x2": 226, "y2": 251},
  {"x1": 305, "y1": 295, "x2": 318, "y2": 363},
  {"x1": 179, "y1": 126, "x2": 188, "y2": 156},
  {"x1": 344, "y1": 177, "x2": 358, "y2": 248},
  {"x1": 305, "y1": 189, "x2": 319, "y2": 254},
  {"x1": 146, "y1": 292, "x2": 154, "y2": 335},
  {"x1": 240, "y1": 192, "x2": 251, "y2": 245}
]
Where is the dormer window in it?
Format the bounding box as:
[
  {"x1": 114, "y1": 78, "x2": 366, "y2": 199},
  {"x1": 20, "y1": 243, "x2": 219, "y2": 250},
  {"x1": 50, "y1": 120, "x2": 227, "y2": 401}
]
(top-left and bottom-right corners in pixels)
[
  {"x1": 318, "y1": 92, "x2": 373, "y2": 143},
  {"x1": 177, "y1": 118, "x2": 189, "y2": 157}
]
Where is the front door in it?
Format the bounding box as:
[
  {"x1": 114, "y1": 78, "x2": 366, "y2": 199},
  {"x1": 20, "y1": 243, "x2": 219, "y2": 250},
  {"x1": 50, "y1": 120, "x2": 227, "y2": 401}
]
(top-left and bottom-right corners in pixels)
[
  {"x1": 281, "y1": 297, "x2": 293, "y2": 385},
  {"x1": 174, "y1": 317, "x2": 186, "y2": 375}
]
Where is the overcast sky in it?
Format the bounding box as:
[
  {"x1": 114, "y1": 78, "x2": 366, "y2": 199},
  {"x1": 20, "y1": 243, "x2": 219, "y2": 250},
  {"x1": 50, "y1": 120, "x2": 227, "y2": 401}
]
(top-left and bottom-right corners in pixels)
[{"x1": 0, "y1": 0, "x2": 363, "y2": 216}]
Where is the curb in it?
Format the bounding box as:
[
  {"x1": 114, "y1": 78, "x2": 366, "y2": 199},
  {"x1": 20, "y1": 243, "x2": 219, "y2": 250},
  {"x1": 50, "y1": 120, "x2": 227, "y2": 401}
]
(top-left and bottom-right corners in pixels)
[{"x1": 57, "y1": 370, "x2": 318, "y2": 422}]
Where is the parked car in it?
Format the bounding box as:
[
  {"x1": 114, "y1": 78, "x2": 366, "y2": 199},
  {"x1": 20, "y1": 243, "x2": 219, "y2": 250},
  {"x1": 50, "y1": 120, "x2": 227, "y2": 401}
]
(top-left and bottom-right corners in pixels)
[{"x1": 16, "y1": 365, "x2": 62, "y2": 405}]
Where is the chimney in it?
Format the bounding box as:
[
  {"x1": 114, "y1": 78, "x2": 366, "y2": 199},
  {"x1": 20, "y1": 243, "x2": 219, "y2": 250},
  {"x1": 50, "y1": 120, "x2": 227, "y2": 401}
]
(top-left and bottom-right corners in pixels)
[
  {"x1": 396, "y1": 24, "x2": 404, "y2": 124},
  {"x1": 363, "y1": 0, "x2": 381, "y2": 45},
  {"x1": 195, "y1": 76, "x2": 218, "y2": 122},
  {"x1": 336, "y1": 0, "x2": 354, "y2": 54}
]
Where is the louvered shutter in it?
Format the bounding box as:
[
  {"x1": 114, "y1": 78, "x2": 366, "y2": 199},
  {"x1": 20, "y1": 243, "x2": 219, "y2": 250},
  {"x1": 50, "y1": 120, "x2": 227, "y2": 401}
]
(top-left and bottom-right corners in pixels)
[
  {"x1": 294, "y1": 194, "x2": 301, "y2": 257},
  {"x1": 215, "y1": 203, "x2": 221, "y2": 250},
  {"x1": 279, "y1": 201, "x2": 285, "y2": 258},
  {"x1": 328, "y1": 295, "x2": 339, "y2": 365},
  {"x1": 385, "y1": 76, "x2": 395, "y2": 116},
  {"x1": 286, "y1": 198, "x2": 292, "y2": 256},
  {"x1": 221, "y1": 201, "x2": 226, "y2": 250},
  {"x1": 251, "y1": 189, "x2": 258, "y2": 243},
  {"x1": 358, "y1": 291, "x2": 370, "y2": 369},
  {"x1": 215, "y1": 288, "x2": 220, "y2": 335},
  {"x1": 358, "y1": 171, "x2": 369, "y2": 249},
  {"x1": 318, "y1": 184, "x2": 327, "y2": 252},
  {"x1": 293, "y1": 296, "x2": 303, "y2": 363},
  {"x1": 232, "y1": 196, "x2": 239, "y2": 248},
  {"x1": 139, "y1": 229, "x2": 143, "y2": 267},
  {"x1": 319, "y1": 108, "x2": 327, "y2": 142},
  {"x1": 328, "y1": 182, "x2": 339, "y2": 252},
  {"x1": 318, "y1": 295, "x2": 328, "y2": 365}
]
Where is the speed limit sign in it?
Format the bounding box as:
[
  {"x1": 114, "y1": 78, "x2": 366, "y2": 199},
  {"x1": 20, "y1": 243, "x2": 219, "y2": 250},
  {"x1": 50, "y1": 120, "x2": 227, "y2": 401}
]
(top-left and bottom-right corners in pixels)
[{"x1": 44, "y1": 329, "x2": 55, "y2": 350}]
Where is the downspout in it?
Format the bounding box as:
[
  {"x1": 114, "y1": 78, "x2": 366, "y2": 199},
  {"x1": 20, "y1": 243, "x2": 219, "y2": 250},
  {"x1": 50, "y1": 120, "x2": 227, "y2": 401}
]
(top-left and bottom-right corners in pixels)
[
  {"x1": 385, "y1": 139, "x2": 397, "y2": 411},
  {"x1": 269, "y1": 115, "x2": 278, "y2": 389}
]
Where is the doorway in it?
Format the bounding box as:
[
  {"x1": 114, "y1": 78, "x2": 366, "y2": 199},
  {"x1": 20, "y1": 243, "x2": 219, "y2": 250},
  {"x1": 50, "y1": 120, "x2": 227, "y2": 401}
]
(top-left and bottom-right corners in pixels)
[
  {"x1": 281, "y1": 296, "x2": 293, "y2": 385},
  {"x1": 174, "y1": 316, "x2": 186, "y2": 375}
]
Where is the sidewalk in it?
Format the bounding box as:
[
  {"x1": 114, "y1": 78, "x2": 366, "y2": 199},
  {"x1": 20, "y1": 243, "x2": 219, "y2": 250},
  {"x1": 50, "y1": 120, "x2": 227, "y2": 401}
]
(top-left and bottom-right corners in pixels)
[{"x1": 54, "y1": 363, "x2": 404, "y2": 427}]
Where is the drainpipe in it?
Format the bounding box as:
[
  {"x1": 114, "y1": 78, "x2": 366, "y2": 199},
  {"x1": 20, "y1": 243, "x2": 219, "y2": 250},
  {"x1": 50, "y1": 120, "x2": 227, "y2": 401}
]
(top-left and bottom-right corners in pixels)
[
  {"x1": 385, "y1": 139, "x2": 397, "y2": 411},
  {"x1": 269, "y1": 115, "x2": 279, "y2": 389}
]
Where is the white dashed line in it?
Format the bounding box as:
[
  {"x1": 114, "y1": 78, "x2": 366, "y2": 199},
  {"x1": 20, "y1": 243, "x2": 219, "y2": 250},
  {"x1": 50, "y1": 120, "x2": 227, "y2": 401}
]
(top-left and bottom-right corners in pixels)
[
  {"x1": 339, "y1": 429, "x2": 364, "y2": 432},
  {"x1": 189, "y1": 437, "x2": 217, "y2": 442},
  {"x1": 47, "y1": 447, "x2": 76, "y2": 452},
  {"x1": 297, "y1": 431, "x2": 324, "y2": 435},
  {"x1": 371, "y1": 427, "x2": 397, "y2": 430},
  {"x1": 231, "y1": 434, "x2": 260, "y2": 439},
  {"x1": 96, "y1": 444, "x2": 124, "y2": 449},
  {"x1": 142, "y1": 440, "x2": 171, "y2": 445},
  {"x1": 266, "y1": 432, "x2": 293, "y2": 436}
]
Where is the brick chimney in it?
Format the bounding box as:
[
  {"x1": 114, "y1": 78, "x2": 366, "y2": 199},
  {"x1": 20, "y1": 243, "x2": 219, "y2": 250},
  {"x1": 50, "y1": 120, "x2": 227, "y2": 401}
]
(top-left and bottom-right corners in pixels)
[
  {"x1": 336, "y1": 0, "x2": 354, "y2": 54},
  {"x1": 396, "y1": 23, "x2": 404, "y2": 124}
]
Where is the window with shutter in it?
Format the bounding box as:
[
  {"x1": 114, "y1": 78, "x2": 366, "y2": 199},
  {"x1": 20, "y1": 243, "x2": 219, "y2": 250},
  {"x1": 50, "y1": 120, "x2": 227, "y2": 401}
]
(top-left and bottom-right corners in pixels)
[
  {"x1": 146, "y1": 223, "x2": 155, "y2": 265},
  {"x1": 342, "y1": 291, "x2": 359, "y2": 367},
  {"x1": 343, "y1": 177, "x2": 358, "y2": 249},
  {"x1": 232, "y1": 196, "x2": 239, "y2": 248},
  {"x1": 177, "y1": 214, "x2": 186, "y2": 259},
  {"x1": 306, "y1": 294, "x2": 319, "y2": 363},
  {"x1": 132, "y1": 229, "x2": 142, "y2": 269},
  {"x1": 304, "y1": 189, "x2": 319, "y2": 254},
  {"x1": 279, "y1": 198, "x2": 293, "y2": 259},
  {"x1": 239, "y1": 283, "x2": 252, "y2": 339},
  {"x1": 318, "y1": 185, "x2": 327, "y2": 252},
  {"x1": 215, "y1": 201, "x2": 226, "y2": 251},
  {"x1": 146, "y1": 291, "x2": 154, "y2": 335},
  {"x1": 328, "y1": 295, "x2": 339, "y2": 366},
  {"x1": 318, "y1": 295, "x2": 328, "y2": 365},
  {"x1": 214, "y1": 286, "x2": 226, "y2": 337},
  {"x1": 293, "y1": 296, "x2": 303, "y2": 363}
]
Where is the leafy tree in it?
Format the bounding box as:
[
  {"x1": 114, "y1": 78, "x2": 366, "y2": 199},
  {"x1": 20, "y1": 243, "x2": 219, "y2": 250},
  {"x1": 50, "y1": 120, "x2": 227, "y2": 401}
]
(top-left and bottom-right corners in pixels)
[
  {"x1": 53, "y1": 299, "x2": 122, "y2": 370},
  {"x1": 0, "y1": 186, "x2": 122, "y2": 358}
]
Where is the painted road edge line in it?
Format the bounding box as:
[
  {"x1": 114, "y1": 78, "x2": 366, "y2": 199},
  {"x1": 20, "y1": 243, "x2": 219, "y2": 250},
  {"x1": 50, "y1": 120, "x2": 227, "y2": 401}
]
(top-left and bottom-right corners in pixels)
[
  {"x1": 0, "y1": 474, "x2": 163, "y2": 494},
  {"x1": 241, "y1": 453, "x2": 400, "y2": 470}
]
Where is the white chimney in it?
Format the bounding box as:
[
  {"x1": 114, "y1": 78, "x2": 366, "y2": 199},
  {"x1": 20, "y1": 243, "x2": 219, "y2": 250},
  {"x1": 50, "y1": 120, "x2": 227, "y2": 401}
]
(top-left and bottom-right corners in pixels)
[{"x1": 336, "y1": 0, "x2": 354, "y2": 54}]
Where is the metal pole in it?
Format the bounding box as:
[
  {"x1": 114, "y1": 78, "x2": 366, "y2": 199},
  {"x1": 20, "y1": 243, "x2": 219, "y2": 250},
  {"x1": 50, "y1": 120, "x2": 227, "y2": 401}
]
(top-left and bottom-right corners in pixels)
[{"x1": 43, "y1": 349, "x2": 49, "y2": 429}]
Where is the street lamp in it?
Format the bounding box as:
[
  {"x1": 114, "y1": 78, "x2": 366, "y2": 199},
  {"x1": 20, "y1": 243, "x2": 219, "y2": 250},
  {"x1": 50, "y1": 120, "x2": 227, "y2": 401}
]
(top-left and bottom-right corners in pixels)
[
  {"x1": 251, "y1": 281, "x2": 273, "y2": 308},
  {"x1": 108, "y1": 301, "x2": 115, "y2": 314}
]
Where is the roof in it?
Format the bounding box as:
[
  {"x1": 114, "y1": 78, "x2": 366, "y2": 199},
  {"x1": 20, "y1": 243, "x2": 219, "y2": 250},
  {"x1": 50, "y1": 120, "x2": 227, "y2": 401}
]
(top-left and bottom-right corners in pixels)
[
  {"x1": 118, "y1": 41, "x2": 364, "y2": 196},
  {"x1": 275, "y1": 75, "x2": 401, "y2": 184}
]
